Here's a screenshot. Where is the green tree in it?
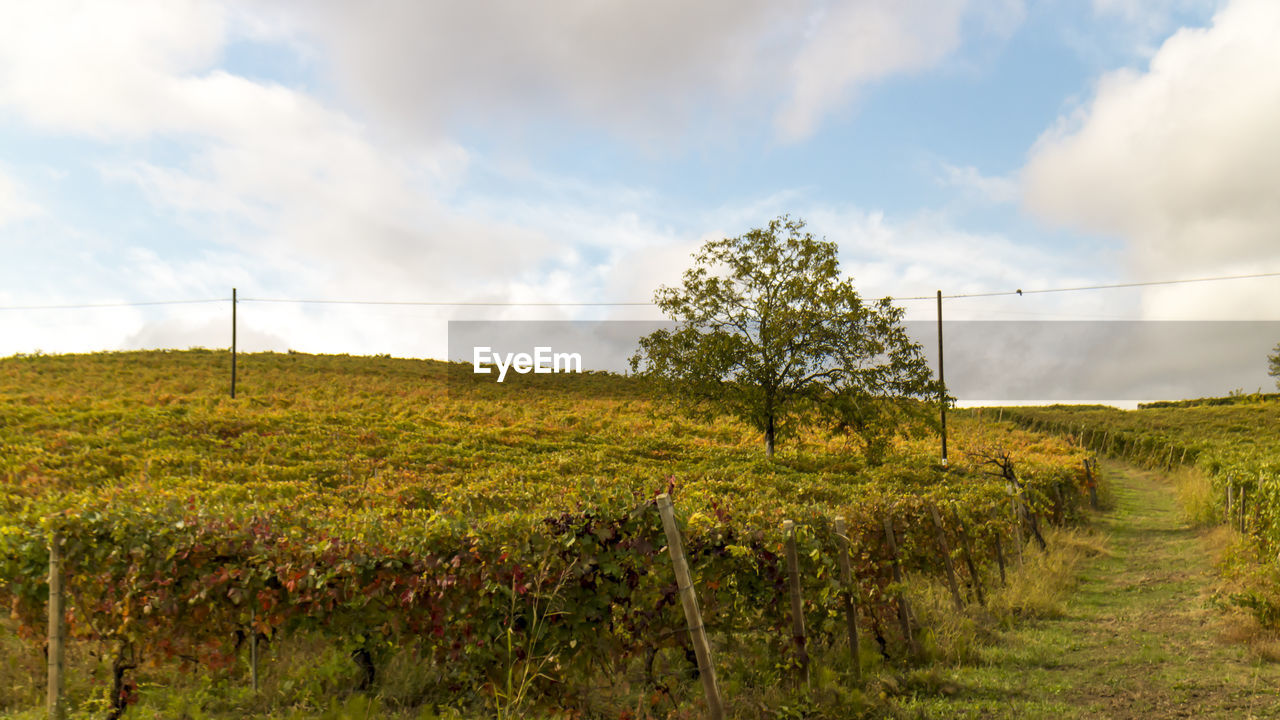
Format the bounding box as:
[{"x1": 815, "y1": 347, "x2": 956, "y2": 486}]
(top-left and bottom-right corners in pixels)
[
  {"x1": 630, "y1": 215, "x2": 941, "y2": 461},
  {"x1": 1269, "y1": 342, "x2": 1280, "y2": 389}
]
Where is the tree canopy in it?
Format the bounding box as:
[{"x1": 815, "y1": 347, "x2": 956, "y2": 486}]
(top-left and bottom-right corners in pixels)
[
  {"x1": 630, "y1": 216, "x2": 941, "y2": 460},
  {"x1": 1269, "y1": 342, "x2": 1280, "y2": 389}
]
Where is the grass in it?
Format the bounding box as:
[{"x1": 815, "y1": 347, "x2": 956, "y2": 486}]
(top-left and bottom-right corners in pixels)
[
  {"x1": 1171, "y1": 466, "x2": 1221, "y2": 528},
  {"x1": 1166, "y1": 461, "x2": 1280, "y2": 666},
  {"x1": 0, "y1": 631, "x2": 477, "y2": 720},
  {"x1": 897, "y1": 462, "x2": 1280, "y2": 719}
]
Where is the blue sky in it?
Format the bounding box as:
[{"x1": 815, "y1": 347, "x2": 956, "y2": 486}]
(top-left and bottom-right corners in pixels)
[{"x1": 1, "y1": 0, "x2": 1277, "y2": 359}]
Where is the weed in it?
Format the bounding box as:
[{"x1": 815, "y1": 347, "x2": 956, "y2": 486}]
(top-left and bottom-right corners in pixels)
[{"x1": 1170, "y1": 467, "x2": 1219, "y2": 527}]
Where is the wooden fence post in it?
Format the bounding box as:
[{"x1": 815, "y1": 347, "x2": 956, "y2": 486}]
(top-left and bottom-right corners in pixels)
[
  {"x1": 950, "y1": 506, "x2": 985, "y2": 607},
  {"x1": 782, "y1": 520, "x2": 809, "y2": 686},
  {"x1": 881, "y1": 515, "x2": 918, "y2": 658},
  {"x1": 992, "y1": 530, "x2": 1007, "y2": 586},
  {"x1": 250, "y1": 609, "x2": 259, "y2": 692},
  {"x1": 656, "y1": 494, "x2": 724, "y2": 720},
  {"x1": 48, "y1": 530, "x2": 65, "y2": 720},
  {"x1": 1022, "y1": 496, "x2": 1048, "y2": 551},
  {"x1": 1239, "y1": 487, "x2": 1247, "y2": 534},
  {"x1": 1226, "y1": 481, "x2": 1233, "y2": 525},
  {"x1": 832, "y1": 518, "x2": 862, "y2": 680},
  {"x1": 1085, "y1": 459, "x2": 1099, "y2": 510},
  {"x1": 1010, "y1": 497, "x2": 1025, "y2": 568},
  {"x1": 927, "y1": 505, "x2": 964, "y2": 610}
]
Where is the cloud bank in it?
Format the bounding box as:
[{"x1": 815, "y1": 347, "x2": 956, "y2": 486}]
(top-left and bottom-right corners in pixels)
[{"x1": 1023, "y1": 0, "x2": 1280, "y2": 317}]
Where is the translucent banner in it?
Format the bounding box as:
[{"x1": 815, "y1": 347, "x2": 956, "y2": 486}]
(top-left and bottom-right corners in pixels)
[{"x1": 447, "y1": 320, "x2": 1280, "y2": 402}]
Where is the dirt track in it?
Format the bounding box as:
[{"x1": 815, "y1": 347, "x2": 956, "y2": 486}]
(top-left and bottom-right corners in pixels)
[{"x1": 910, "y1": 463, "x2": 1280, "y2": 719}]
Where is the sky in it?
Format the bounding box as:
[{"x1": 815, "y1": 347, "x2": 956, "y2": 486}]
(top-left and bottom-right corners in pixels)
[{"x1": 2, "y1": 0, "x2": 1279, "y2": 367}]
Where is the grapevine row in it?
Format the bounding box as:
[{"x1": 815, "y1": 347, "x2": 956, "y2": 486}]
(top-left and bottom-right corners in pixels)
[{"x1": 6, "y1": 464, "x2": 1091, "y2": 712}]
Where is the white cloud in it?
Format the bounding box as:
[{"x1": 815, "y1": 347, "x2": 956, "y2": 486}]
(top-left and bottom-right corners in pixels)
[
  {"x1": 260, "y1": 0, "x2": 1021, "y2": 145},
  {"x1": 1057, "y1": 1, "x2": 1222, "y2": 85},
  {"x1": 1092, "y1": 0, "x2": 1221, "y2": 32},
  {"x1": 0, "y1": 0, "x2": 228, "y2": 136},
  {"x1": 937, "y1": 163, "x2": 1018, "y2": 204},
  {"x1": 0, "y1": 166, "x2": 40, "y2": 226},
  {"x1": 264, "y1": 0, "x2": 787, "y2": 143},
  {"x1": 0, "y1": 1, "x2": 562, "y2": 309},
  {"x1": 1023, "y1": 0, "x2": 1280, "y2": 318},
  {"x1": 0, "y1": 0, "x2": 1043, "y2": 357},
  {"x1": 779, "y1": 0, "x2": 969, "y2": 140},
  {"x1": 810, "y1": 208, "x2": 1117, "y2": 317}
]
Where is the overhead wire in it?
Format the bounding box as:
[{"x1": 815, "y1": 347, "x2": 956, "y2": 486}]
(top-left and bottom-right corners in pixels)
[
  {"x1": 0, "y1": 298, "x2": 225, "y2": 311},
  {"x1": 893, "y1": 270, "x2": 1280, "y2": 301},
  {"x1": 1, "y1": 269, "x2": 1277, "y2": 310}
]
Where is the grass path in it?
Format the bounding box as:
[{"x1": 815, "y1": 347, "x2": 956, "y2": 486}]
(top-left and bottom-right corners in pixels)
[{"x1": 906, "y1": 462, "x2": 1280, "y2": 719}]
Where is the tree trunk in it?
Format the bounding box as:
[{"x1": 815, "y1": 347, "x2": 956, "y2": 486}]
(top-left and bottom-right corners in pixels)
[
  {"x1": 765, "y1": 415, "x2": 775, "y2": 459},
  {"x1": 352, "y1": 647, "x2": 376, "y2": 691},
  {"x1": 106, "y1": 644, "x2": 137, "y2": 720}
]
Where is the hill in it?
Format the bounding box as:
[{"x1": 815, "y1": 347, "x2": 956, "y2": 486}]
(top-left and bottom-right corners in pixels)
[{"x1": 0, "y1": 350, "x2": 1090, "y2": 718}]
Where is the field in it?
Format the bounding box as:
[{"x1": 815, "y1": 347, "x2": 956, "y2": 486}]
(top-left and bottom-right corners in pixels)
[
  {"x1": 0, "y1": 350, "x2": 1093, "y2": 718},
  {"x1": 994, "y1": 398, "x2": 1280, "y2": 472},
  {"x1": 997, "y1": 400, "x2": 1280, "y2": 540}
]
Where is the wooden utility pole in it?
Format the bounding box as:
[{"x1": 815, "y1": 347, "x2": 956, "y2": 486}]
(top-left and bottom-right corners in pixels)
[
  {"x1": 655, "y1": 494, "x2": 724, "y2": 720},
  {"x1": 937, "y1": 290, "x2": 948, "y2": 467},
  {"x1": 230, "y1": 288, "x2": 238, "y2": 399}
]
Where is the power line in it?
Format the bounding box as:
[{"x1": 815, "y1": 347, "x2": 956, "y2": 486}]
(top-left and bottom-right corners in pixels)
[
  {"x1": 894, "y1": 270, "x2": 1280, "y2": 301},
  {"x1": 0, "y1": 298, "x2": 225, "y2": 311},
  {"x1": 2, "y1": 269, "x2": 1277, "y2": 311},
  {"x1": 239, "y1": 297, "x2": 655, "y2": 307}
]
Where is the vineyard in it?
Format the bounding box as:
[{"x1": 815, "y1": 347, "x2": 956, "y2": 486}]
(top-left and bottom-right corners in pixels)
[
  {"x1": 0, "y1": 350, "x2": 1095, "y2": 718},
  {"x1": 995, "y1": 399, "x2": 1279, "y2": 532},
  {"x1": 995, "y1": 400, "x2": 1280, "y2": 624}
]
